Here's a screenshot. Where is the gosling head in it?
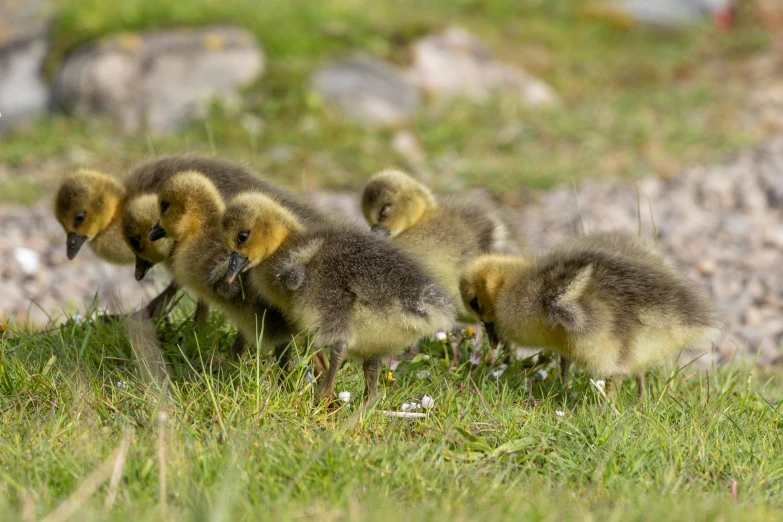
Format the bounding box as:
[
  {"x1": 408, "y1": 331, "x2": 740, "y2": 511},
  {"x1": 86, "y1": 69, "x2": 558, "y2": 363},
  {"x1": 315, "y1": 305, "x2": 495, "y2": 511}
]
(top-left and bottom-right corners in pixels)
[
  {"x1": 222, "y1": 192, "x2": 304, "y2": 284},
  {"x1": 122, "y1": 194, "x2": 174, "y2": 281},
  {"x1": 460, "y1": 255, "x2": 526, "y2": 350},
  {"x1": 148, "y1": 170, "x2": 224, "y2": 244},
  {"x1": 361, "y1": 169, "x2": 437, "y2": 237},
  {"x1": 54, "y1": 169, "x2": 126, "y2": 259}
]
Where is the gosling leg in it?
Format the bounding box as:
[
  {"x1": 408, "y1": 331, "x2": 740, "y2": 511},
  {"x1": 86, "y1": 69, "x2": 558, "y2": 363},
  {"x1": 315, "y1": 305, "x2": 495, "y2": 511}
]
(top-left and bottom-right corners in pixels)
[
  {"x1": 230, "y1": 332, "x2": 247, "y2": 359},
  {"x1": 312, "y1": 350, "x2": 329, "y2": 382},
  {"x1": 318, "y1": 341, "x2": 348, "y2": 400},
  {"x1": 449, "y1": 338, "x2": 461, "y2": 371},
  {"x1": 193, "y1": 300, "x2": 210, "y2": 326},
  {"x1": 604, "y1": 377, "x2": 617, "y2": 396},
  {"x1": 635, "y1": 373, "x2": 646, "y2": 398},
  {"x1": 144, "y1": 282, "x2": 180, "y2": 320},
  {"x1": 362, "y1": 357, "x2": 383, "y2": 404},
  {"x1": 560, "y1": 356, "x2": 572, "y2": 387},
  {"x1": 274, "y1": 342, "x2": 292, "y2": 372}
]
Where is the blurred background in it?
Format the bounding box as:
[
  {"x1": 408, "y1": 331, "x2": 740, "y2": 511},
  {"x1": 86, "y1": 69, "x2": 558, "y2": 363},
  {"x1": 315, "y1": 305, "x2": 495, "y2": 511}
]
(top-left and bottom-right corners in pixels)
[{"x1": 1, "y1": 0, "x2": 781, "y2": 366}]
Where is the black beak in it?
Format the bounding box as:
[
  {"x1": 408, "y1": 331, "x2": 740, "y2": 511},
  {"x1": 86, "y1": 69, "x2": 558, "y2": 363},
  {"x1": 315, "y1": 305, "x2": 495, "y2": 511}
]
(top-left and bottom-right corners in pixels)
[
  {"x1": 370, "y1": 224, "x2": 390, "y2": 237},
  {"x1": 148, "y1": 221, "x2": 166, "y2": 242},
  {"x1": 484, "y1": 322, "x2": 500, "y2": 351},
  {"x1": 66, "y1": 232, "x2": 88, "y2": 260},
  {"x1": 135, "y1": 256, "x2": 154, "y2": 281},
  {"x1": 226, "y1": 252, "x2": 249, "y2": 284}
]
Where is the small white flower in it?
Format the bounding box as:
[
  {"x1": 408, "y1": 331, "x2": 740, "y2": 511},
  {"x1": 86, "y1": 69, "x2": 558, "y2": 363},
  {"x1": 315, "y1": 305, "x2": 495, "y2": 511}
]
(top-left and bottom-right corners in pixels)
[
  {"x1": 402, "y1": 402, "x2": 420, "y2": 412},
  {"x1": 421, "y1": 354, "x2": 431, "y2": 361},
  {"x1": 555, "y1": 410, "x2": 566, "y2": 417},
  {"x1": 338, "y1": 391, "x2": 351, "y2": 403},
  {"x1": 416, "y1": 370, "x2": 431, "y2": 379},
  {"x1": 305, "y1": 371, "x2": 315, "y2": 383},
  {"x1": 115, "y1": 380, "x2": 127, "y2": 389},
  {"x1": 595, "y1": 380, "x2": 606, "y2": 391},
  {"x1": 71, "y1": 314, "x2": 85, "y2": 325},
  {"x1": 470, "y1": 353, "x2": 482, "y2": 366},
  {"x1": 491, "y1": 364, "x2": 508, "y2": 380},
  {"x1": 434, "y1": 331, "x2": 448, "y2": 342},
  {"x1": 389, "y1": 360, "x2": 400, "y2": 371},
  {"x1": 536, "y1": 369, "x2": 549, "y2": 380},
  {"x1": 420, "y1": 395, "x2": 435, "y2": 409}
]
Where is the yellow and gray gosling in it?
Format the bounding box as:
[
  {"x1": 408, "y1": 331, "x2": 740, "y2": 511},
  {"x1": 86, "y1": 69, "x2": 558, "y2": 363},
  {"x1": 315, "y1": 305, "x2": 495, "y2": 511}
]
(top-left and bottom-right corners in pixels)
[
  {"x1": 148, "y1": 171, "x2": 297, "y2": 361},
  {"x1": 459, "y1": 231, "x2": 721, "y2": 396},
  {"x1": 121, "y1": 155, "x2": 330, "y2": 323},
  {"x1": 361, "y1": 168, "x2": 526, "y2": 366},
  {"x1": 222, "y1": 192, "x2": 456, "y2": 402}
]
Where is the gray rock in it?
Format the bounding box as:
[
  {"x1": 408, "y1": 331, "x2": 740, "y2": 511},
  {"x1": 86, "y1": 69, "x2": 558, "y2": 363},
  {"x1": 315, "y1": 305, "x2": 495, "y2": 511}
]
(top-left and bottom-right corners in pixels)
[
  {"x1": 601, "y1": 0, "x2": 733, "y2": 27},
  {"x1": 407, "y1": 26, "x2": 559, "y2": 108},
  {"x1": 0, "y1": 0, "x2": 52, "y2": 132},
  {"x1": 311, "y1": 53, "x2": 420, "y2": 126},
  {"x1": 52, "y1": 27, "x2": 264, "y2": 132}
]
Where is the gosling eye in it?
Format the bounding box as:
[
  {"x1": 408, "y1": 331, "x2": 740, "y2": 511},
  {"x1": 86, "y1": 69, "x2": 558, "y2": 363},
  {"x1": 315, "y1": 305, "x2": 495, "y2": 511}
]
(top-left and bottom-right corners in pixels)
[
  {"x1": 129, "y1": 236, "x2": 141, "y2": 252},
  {"x1": 379, "y1": 204, "x2": 391, "y2": 220},
  {"x1": 237, "y1": 231, "x2": 249, "y2": 244},
  {"x1": 469, "y1": 297, "x2": 481, "y2": 314},
  {"x1": 74, "y1": 212, "x2": 86, "y2": 227},
  {"x1": 160, "y1": 201, "x2": 170, "y2": 213}
]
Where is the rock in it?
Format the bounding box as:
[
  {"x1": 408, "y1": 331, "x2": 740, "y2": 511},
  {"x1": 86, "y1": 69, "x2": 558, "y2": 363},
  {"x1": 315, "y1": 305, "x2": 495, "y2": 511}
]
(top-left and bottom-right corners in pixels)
[
  {"x1": 13, "y1": 247, "x2": 40, "y2": 276},
  {"x1": 407, "y1": 26, "x2": 559, "y2": 108},
  {"x1": 0, "y1": 0, "x2": 52, "y2": 132},
  {"x1": 52, "y1": 27, "x2": 264, "y2": 132},
  {"x1": 594, "y1": 0, "x2": 734, "y2": 28},
  {"x1": 311, "y1": 53, "x2": 420, "y2": 126}
]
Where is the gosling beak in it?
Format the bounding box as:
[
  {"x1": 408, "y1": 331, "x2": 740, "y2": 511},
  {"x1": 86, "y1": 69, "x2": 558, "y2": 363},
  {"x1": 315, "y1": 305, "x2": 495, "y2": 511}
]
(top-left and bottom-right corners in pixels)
[
  {"x1": 484, "y1": 322, "x2": 500, "y2": 351},
  {"x1": 66, "y1": 232, "x2": 88, "y2": 260},
  {"x1": 135, "y1": 256, "x2": 154, "y2": 281},
  {"x1": 225, "y1": 251, "x2": 249, "y2": 284},
  {"x1": 370, "y1": 224, "x2": 390, "y2": 237},
  {"x1": 148, "y1": 221, "x2": 166, "y2": 242}
]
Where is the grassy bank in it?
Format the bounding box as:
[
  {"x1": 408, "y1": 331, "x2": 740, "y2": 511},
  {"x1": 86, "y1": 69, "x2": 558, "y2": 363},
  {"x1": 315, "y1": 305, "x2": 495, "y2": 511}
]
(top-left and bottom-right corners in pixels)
[
  {"x1": 1, "y1": 308, "x2": 782, "y2": 520},
  {"x1": 0, "y1": 0, "x2": 773, "y2": 201}
]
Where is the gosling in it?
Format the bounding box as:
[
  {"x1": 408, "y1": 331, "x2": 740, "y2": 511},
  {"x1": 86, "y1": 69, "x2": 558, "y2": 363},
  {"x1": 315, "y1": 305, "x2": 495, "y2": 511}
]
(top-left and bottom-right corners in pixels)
[
  {"x1": 361, "y1": 168, "x2": 525, "y2": 366},
  {"x1": 222, "y1": 192, "x2": 456, "y2": 402},
  {"x1": 148, "y1": 171, "x2": 296, "y2": 360},
  {"x1": 459, "y1": 231, "x2": 721, "y2": 396}
]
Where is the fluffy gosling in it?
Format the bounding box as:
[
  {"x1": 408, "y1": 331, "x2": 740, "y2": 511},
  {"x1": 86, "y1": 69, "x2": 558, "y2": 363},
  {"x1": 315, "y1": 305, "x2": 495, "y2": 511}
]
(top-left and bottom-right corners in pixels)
[
  {"x1": 361, "y1": 168, "x2": 525, "y2": 365},
  {"x1": 148, "y1": 171, "x2": 295, "y2": 358},
  {"x1": 459, "y1": 231, "x2": 721, "y2": 396},
  {"x1": 222, "y1": 192, "x2": 456, "y2": 402}
]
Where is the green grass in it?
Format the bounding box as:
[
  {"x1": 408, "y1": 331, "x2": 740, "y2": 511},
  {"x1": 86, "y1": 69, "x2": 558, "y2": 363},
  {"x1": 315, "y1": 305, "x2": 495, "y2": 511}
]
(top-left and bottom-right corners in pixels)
[
  {"x1": 1, "y1": 305, "x2": 783, "y2": 521},
  {"x1": 0, "y1": 0, "x2": 773, "y2": 201}
]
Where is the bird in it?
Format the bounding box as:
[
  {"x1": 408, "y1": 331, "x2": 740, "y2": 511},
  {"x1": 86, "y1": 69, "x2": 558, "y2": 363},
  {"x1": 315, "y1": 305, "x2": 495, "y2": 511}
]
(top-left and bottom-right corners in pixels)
[
  {"x1": 120, "y1": 155, "x2": 330, "y2": 325},
  {"x1": 459, "y1": 231, "x2": 721, "y2": 396},
  {"x1": 55, "y1": 155, "x2": 327, "y2": 321},
  {"x1": 147, "y1": 170, "x2": 299, "y2": 363},
  {"x1": 221, "y1": 191, "x2": 456, "y2": 402},
  {"x1": 361, "y1": 168, "x2": 525, "y2": 366}
]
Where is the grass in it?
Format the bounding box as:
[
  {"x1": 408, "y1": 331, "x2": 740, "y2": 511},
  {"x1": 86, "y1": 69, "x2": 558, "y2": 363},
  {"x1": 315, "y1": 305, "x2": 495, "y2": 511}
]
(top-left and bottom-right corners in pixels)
[
  {"x1": 0, "y1": 0, "x2": 775, "y2": 201},
  {"x1": 1, "y1": 303, "x2": 783, "y2": 521}
]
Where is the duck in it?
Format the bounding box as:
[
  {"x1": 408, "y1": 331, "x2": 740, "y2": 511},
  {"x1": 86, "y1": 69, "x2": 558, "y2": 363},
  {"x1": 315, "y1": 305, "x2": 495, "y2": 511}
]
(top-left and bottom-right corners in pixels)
[
  {"x1": 360, "y1": 168, "x2": 525, "y2": 366},
  {"x1": 221, "y1": 192, "x2": 456, "y2": 402},
  {"x1": 121, "y1": 155, "x2": 327, "y2": 281},
  {"x1": 147, "y1": 170, "x2": 298, "y2": 362},
  {"x1": 459, "y1": 231, "x2": 721, "y2": 396}
]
